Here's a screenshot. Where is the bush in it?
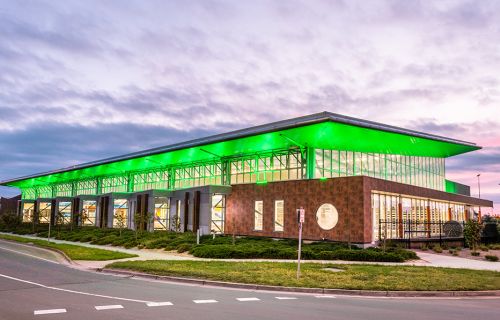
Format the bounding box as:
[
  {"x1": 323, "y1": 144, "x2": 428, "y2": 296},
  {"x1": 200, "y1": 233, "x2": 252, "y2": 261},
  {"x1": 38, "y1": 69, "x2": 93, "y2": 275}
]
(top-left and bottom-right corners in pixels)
[
  {"x1": 485, "y1": 255, "x2": 499, "y2": 262},
  {"x1": 420, "y1": 244, "x2": 428, "y2": 251},
  {"x1": 480, "y1": 245, "x2": 489, "y2": 252},
  {"x1": 432, "y1": 244, "x2": 443, "y2": 253},
  {"x1": 176, "y1": 243, "x2": 193, "y2": 253},
  {"x1": 471, "y1": 251, "x2": 480, "y2": 256},
  {"x1": 464, "y1": 220, "x2": 482, "y2": 251},
  {"x1": 0, "y1": 212, "x2": 21, "y2": 229}
]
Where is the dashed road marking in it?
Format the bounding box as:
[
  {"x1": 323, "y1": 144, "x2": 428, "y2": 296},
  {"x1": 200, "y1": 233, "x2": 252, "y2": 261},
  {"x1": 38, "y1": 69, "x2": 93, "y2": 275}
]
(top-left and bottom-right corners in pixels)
[
  {"x1": 95, "y1": 305, "x2": 124, "y2": 310},
  {"x1": 0, "y1": 273, "x2": 152, "y2": 304},
  {"x1": 146, "y1": 302, "x2": 173, "y2": 307},
  {"x1": 236, "y1": 297, "x2": 260, "y2": 302},
  {"x1": 275, "y1": 297, "x2": 298, "y2": 300},
  {"x1": 193, "y1": 299, "x2": 218, "y2": 304},
  {"x1": 315, "y1": 295, "x2": 336, "y2": 299},
  {"x1": 34, "y1": 309, "x2": 67, "y2": 315}
]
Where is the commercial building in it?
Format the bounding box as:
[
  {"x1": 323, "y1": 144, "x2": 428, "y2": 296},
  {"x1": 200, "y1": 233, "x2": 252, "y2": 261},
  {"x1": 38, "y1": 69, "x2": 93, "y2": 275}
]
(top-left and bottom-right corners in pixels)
[{"x1": 0, "y1": 112, "x2": 493, "y2": 245}]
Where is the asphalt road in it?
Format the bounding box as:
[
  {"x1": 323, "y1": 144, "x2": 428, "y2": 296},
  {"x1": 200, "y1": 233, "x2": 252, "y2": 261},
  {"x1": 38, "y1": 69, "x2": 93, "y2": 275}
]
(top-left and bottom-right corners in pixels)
[{"x1": 0, "y1": 239, "x2": 499, "y2": 320}]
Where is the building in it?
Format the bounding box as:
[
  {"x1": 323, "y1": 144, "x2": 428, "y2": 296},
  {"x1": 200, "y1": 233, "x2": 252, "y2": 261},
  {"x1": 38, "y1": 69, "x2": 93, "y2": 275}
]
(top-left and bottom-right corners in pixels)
[
  {"x1": 0, "y1": 195, "x2": 21, "y2": 216},
  {"x1": 0, "y1": 112, "x2": 493, "y2": 245}
]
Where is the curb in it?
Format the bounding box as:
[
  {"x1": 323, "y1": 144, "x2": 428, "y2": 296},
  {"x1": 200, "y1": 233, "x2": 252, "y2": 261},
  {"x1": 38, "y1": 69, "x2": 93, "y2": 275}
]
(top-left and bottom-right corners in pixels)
[
  {"x1": 0, "y1": 237, "x2": 76, "y2": 265},
  {"x1": 98, "y1": 268, "x2": 500, "y2": 297}
]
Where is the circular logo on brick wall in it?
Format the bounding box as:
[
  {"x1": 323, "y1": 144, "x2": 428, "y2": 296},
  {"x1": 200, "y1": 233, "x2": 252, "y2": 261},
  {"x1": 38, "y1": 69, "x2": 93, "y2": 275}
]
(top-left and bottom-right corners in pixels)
[{"x1": 316, "y1": 203, "x2": 338, "y2": 230}]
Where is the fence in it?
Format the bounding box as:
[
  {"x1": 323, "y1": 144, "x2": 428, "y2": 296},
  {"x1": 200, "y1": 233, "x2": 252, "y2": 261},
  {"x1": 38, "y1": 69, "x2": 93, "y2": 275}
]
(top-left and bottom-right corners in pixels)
[{"x1": 379, "y1": 219, "x2": 466, "y2": 248}]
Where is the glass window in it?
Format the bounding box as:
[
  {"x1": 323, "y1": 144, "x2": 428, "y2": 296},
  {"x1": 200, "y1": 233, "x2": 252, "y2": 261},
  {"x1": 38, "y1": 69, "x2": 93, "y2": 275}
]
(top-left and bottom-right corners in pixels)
[
  {"x1": 113, "y1": 199, "x2": 128, "y2": 228},
  {"x1": 82, "y1": 200, "x2": 97, "y2": 226},
  {"x1": 274, "y1": 200, "x2": 284, "y2": 232},
  {"x1": 254, "y1": 200, "x2": 263, "y2": 231},
  {"x1": 154, "y1": 197, "x2": 170, "y2": 230},
  {"x1": 57, "y1": 201, "x2": 72, "y2": 225},
  {"x1": 211, "y1": 194, "x2": 225, "y2": 234},
  {"x1": 316, "y1": 203, "x2": 339, "y2": 230},
  {"x1": 22, "y1": 202, "x2": 35, "y2": 223},
  {"x1": 38, "y1": 202, "x2": 52, "y2": 224}
]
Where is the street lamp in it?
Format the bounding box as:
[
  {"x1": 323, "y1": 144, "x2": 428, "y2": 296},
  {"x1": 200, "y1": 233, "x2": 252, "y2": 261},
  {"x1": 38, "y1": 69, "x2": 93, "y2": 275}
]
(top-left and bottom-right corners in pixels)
[
  {"x1": 476, "y1": 174, "x2": 481, "y2": 222},
  {"x1": 477, "y1": 174, "x2": 481, "y2": 198}
]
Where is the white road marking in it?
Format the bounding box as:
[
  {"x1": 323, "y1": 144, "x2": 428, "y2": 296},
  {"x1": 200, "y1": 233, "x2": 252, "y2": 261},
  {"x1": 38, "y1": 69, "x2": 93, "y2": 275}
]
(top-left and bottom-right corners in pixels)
[
  {"x1": 275, "y1": 296, "x2": 298, "y2": 300},
  {"x1": 236, "y1": 297, "x2": 260, "y2": 302},
  {"x1": 146, "y1": 302, "x2": 173, "y2": 307},
  {"x1": 34, "y1": 309, "x2": 67, "y2": 315},
  {"x1": 315, "y1": 295, "x2": 336, "y2": 299},
  {"x1": 0, "y1": 245, "x2": 59, "y2": 264},
  {"x1": 95, "y1": 305, "x2": 124, "y2": 310},
  {"x1": 0, "y1": 273, "x2": 153, "y2": 304},
  {"x1": 193, "y1": 299, "x2": 218, "y2": 304}
]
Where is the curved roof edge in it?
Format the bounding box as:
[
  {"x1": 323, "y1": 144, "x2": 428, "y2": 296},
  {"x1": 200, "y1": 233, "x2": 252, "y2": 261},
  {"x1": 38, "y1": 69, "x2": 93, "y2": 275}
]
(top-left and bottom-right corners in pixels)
[{"x1": 0, "y1": 111, "x2": 480, "y2": 185}]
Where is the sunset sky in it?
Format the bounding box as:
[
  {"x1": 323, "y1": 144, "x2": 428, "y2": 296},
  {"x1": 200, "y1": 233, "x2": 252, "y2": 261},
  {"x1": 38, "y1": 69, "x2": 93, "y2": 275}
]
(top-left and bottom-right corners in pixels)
[{"x1": 0, "y1": 0, "x2": 499, "y2": 214}]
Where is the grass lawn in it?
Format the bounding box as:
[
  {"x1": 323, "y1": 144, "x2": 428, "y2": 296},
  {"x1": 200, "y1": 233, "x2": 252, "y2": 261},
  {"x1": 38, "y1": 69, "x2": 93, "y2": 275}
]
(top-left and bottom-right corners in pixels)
[
  {"x1": 0, "y1": 234, "x2": 138, "y2": 261},
  {"x1": 106, "y1": 260, "x2": 500, "y2": 291}
]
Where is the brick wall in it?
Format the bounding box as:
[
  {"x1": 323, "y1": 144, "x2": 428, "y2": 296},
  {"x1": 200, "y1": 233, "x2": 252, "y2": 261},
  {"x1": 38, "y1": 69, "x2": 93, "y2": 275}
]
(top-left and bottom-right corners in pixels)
[{"x1": 225, "y1": 177, "x2": 368, "y2": 243}]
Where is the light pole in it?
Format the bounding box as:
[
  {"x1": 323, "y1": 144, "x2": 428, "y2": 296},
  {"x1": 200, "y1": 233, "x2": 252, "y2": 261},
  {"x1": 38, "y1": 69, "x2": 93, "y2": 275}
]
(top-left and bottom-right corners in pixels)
[{"x1": 477, "y1": 174, "x2": 481, "y2": 222}]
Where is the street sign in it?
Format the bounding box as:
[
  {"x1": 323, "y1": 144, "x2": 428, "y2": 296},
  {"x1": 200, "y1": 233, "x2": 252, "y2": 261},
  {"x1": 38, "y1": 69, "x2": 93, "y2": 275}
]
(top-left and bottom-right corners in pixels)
[
  {"x1": 296, "y1": 207, "x2": 305, "y2": 279},
  {"x1": 296, "y1": 207, "x2": 305, "y2": 223}
]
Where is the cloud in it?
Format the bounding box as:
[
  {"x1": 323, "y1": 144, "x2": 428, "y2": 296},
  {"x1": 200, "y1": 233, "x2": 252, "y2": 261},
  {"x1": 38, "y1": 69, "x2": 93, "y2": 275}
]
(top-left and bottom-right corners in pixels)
[{"x1": 0, "y1": 0, "x2": 500, "y2": 213}]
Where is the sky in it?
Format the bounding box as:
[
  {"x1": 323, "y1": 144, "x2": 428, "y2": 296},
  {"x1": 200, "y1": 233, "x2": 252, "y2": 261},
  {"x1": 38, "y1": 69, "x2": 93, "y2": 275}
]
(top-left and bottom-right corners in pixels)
[{"x1": 0, "y1": 0, "x2": 499, "y2": 214}]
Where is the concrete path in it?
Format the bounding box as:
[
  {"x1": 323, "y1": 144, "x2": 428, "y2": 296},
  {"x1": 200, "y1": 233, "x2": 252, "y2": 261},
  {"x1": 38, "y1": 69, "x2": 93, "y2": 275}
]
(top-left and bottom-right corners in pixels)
[{"x1": 2, "y1": 232, "x2": 499, "y2": 271}]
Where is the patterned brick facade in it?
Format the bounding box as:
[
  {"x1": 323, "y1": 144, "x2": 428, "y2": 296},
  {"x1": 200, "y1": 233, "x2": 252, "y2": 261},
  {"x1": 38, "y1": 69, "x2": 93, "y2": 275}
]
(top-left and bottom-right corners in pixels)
[{"x1": 225, "y1": 176, "x2": 493, "y2": 244}]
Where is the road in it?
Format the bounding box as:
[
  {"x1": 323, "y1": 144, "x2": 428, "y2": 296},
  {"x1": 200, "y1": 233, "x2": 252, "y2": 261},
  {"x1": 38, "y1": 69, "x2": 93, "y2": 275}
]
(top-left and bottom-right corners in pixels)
[{"x1": 0, "y1": 239, "x2": 499, "y2": 320}]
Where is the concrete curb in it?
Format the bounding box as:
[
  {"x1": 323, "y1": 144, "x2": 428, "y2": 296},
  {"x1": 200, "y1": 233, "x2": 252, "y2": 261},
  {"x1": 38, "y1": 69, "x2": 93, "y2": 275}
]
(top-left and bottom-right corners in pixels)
[
  {"x1": 98, "y1": 268, "x2": 500, "y2": 297},
  {"x1": 0, "y1": 237, "x2": 76, "y2": 265}
]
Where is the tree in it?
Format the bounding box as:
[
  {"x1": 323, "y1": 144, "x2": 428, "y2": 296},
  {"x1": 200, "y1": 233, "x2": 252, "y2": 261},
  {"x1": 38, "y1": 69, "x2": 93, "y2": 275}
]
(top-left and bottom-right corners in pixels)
[
  {"x1": 464, "y1": 219, "x2": 482, "y2": 252},
  {"x1": 114, "y1": 211, "x2": 127, "y2": 237},
  {"x1": 55, "y1": 210, "x2": 65, "y2": 238},
  {"x1": 133, "y1": 210, "x2": 153, "y2": 241}
]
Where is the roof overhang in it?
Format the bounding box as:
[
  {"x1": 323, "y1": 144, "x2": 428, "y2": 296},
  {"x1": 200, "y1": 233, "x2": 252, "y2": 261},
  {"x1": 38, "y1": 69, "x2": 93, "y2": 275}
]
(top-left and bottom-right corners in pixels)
[{"x1": 1, "y1": 112, "x2": 480, "y2": 188}]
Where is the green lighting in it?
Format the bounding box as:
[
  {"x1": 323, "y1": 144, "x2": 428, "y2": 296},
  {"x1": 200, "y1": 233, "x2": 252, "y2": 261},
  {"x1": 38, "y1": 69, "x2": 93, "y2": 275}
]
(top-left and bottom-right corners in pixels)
[
  {"x1": 256, "y1": 181, "x2": 268, "y2": 185},
  {"x1": 2, "y1": 120, "x2": 479, "y2": 189},
  {"x1": 319, "y1": 177, "x2": 328, "y2": 181}
]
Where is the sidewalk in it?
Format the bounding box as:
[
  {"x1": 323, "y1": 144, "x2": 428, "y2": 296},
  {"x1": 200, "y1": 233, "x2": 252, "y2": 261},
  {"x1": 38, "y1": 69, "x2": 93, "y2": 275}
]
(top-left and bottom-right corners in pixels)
[{"x1": 3, "y1": 232, "x2": 499, "y2": 271}]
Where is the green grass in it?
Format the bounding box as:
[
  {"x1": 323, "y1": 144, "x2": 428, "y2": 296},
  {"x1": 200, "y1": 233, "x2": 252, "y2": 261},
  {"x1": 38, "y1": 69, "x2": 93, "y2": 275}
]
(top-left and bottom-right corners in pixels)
[
  {"x1": 106, "y1": 260, "x2": 500, "y2": 291},
  {"x1": 0, "y1": 234, "x2": 138, "y2": 261}
]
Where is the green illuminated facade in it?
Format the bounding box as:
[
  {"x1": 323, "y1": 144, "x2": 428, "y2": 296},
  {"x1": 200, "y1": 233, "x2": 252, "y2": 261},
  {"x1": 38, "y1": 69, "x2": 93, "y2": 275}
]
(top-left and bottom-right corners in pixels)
[{"x1": 0, "y1": 112, "x2": 492, "y2": 242}]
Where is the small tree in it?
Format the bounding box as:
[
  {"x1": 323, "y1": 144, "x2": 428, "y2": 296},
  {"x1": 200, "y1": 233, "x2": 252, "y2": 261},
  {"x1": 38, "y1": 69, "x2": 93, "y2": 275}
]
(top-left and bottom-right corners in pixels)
[
  {"x1": 114, "y1": 212, "x2": 127, "y2": 237},
  {"x1": 55, "y1": 210, "x2": 66, "y2": 238},
  {"x1": 134, "y1": 211, "x2": 153, "y2": 241},
  {"x1": 464, "y1": 219, "x2": 482, "y2": 252}
]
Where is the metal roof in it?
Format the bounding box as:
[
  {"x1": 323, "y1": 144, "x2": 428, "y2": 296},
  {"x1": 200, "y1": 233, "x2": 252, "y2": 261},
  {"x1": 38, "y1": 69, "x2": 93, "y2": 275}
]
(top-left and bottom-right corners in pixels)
[{"x1": 0, "y1": 111, "x2": 479, "y2": 185}]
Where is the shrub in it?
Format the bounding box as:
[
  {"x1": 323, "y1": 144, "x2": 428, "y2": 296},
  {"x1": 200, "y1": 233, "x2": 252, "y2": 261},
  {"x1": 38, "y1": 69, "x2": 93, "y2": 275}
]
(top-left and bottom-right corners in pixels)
[
  {"x1": 489, "y1": 244, "x2": 500, "y2": 250},
  {"x1": 452, "y1": 251, "x2": 459, "y2": 256},
  {"x1": 464, "y1": 220, "x2": 483, "y2": 251},
  {"x1": 420, "y1": 244, "x2": 428, "y2": 251},
  {"x1": 480, "y1": 245, "x2": 489, "y2": 252},
  {"x1": 176, "y1": 243, "x2": 193, "y2": 253},
  {"x1": 485, "y1": 255, "x2": 499, "y2": 262},
  {"x1": 471, "y1": 251, "x2": 480, "y2": 256},
  {"x1": 432, "y1": 244, "x2": 443, "y2": 253}
]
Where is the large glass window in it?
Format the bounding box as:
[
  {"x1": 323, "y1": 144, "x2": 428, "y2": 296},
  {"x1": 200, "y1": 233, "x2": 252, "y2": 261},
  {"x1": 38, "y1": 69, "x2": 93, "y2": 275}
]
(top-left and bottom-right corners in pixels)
[
  {"x1": 38, "y1": 202, "x2": 52, "y2": 224},
  {"x1": 134, "y1": 170, "x2": 169, "y2": 192},
  {"x1": 57, "y1": 201, "x2": 72, "y2": 224},
  {"x1": 113, "y1": 199, "x2": 128, "y2": 228},
  {"x1": 82, "y1": 200, "x2": 97, "y2": 226},
  {"x1": 211, "y1": 194, "x2": 225, "y2": 234},
  {"x1": 274, "y1": 200, "x2": 284, "y2": 232},
  {"x1": 154, "y1": 197, "x2": 170, "y2": 230},
  {"x1": 315, "y1": 150, "x2": 445, "y2": 191},
  {"x1": 254, "y1": 200, "x2": 263, "y2": 231},
  {"x1": 22, "y1": 202, "x2": 35, "y2": 223}
]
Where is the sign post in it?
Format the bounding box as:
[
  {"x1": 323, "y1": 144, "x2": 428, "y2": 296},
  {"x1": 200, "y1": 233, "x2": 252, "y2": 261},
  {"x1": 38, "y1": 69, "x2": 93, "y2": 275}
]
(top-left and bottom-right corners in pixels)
[{"x1": 296, "y1": 207, "x2": 305, "y2": 279}]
